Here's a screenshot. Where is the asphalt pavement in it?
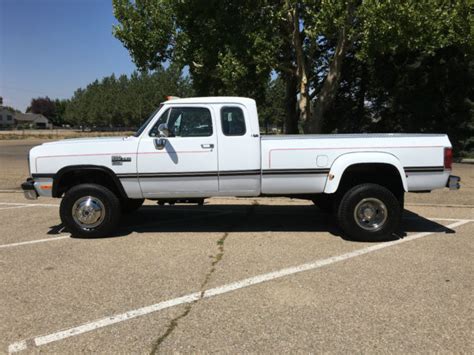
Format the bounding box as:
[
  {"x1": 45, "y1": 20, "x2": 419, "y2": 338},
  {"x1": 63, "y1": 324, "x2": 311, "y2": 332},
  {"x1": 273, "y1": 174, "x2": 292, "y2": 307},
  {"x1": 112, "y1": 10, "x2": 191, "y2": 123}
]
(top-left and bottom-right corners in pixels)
[{"x1": 0, "y1": 139, "x2": 473, "y2": 353}]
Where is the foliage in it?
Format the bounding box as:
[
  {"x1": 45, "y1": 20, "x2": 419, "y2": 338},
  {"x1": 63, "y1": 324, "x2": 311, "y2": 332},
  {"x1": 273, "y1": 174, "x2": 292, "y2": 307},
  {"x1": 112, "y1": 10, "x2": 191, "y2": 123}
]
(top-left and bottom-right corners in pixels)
[
  {"x1": 259, "y1": 77, "x2": 286, "y2": 133},
  {"x1": 325, "y1": 45, "x2": 474, "y2": 155},
  {"x1": 26, "y1": 97, "x2": 69, "y2": 126},
  {"x1": 112, "y1": 0, "x2": 473, "y2": 138},
  {"x1": 63, "y1": 67, "x2": 193, "y2": 128}
]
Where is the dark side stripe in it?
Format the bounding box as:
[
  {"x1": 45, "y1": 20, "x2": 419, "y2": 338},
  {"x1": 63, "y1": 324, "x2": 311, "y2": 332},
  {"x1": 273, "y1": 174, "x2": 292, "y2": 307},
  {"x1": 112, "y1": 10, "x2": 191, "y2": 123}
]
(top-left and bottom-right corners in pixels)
[
  {"x1": 404, "y1": 166, "x2": 444, "y2": 173},
  {"x1": 262, "y1": 168, "x2": 330, "y2": 175},
  {"x1": 117, "y1": 168, "x2": 330, "y2": 179}
]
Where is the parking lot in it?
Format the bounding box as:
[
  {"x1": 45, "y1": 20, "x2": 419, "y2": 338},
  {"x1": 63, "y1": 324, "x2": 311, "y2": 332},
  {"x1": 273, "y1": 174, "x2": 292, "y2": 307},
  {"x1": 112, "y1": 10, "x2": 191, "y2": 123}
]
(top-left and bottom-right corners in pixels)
[{"x1": 1, "y1": 140, "x2": 473, "y2": 353}]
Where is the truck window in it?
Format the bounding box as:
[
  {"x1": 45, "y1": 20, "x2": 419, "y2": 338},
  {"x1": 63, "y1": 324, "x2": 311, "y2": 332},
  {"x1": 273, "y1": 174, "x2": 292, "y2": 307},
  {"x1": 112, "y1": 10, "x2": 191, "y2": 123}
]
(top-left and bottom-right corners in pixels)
[
  {"x1": 149, "y1": 107, "x2": 213, "y2": 137},
  {"x1": 221, "y1": 107, "x2": 246, "y2": 136}
]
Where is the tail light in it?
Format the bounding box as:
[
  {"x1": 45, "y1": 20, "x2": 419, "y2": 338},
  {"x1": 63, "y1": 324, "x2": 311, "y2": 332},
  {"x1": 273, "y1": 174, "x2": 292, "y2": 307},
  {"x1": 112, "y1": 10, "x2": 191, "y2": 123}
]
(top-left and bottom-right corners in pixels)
[{"x1": 444, "y1": 147, "x2": 453, "y2": 170}]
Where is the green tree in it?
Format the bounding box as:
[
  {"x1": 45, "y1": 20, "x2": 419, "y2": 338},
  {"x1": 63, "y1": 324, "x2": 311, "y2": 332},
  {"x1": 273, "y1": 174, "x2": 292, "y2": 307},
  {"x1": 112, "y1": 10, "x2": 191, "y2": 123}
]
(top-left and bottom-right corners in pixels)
[
  {"x1": 113, "y1": 0, "x2": 473, "y2": 135},
  {"x1": 63, "y1": 67, "x2": 192, "y2": 128}
]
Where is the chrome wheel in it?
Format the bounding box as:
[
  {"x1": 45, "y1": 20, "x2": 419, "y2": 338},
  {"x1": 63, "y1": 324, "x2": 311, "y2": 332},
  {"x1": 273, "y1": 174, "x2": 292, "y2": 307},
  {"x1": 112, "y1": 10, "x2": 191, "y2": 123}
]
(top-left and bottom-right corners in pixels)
[
  {"x1": 353, "y1": 197, "x2": 387, "y2": 231},
  {"x1": 72, "y1": 196, "x2": 105, "y2": 230}
]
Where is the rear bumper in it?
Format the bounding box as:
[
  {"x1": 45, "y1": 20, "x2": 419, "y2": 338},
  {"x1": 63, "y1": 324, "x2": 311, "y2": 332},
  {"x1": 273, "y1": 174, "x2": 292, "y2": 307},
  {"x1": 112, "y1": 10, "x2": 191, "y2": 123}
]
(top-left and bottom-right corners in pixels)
[
  {"x1": 447, "y1": 175, "x2": 461, "y2": 190},
  {"x1": 21, "y1": 178, "x2": 38, "y2": 200}
]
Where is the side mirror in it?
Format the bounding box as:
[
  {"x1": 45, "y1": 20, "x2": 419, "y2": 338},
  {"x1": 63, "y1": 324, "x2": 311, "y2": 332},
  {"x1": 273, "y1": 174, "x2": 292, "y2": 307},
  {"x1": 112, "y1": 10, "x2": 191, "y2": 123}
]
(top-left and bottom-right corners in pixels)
[
  {"x1": 158, "y1": 123, "x2": 169, "y2": 137},
  {"x1": 154, "y1": 137, "x2": 167, "y2": 150}
]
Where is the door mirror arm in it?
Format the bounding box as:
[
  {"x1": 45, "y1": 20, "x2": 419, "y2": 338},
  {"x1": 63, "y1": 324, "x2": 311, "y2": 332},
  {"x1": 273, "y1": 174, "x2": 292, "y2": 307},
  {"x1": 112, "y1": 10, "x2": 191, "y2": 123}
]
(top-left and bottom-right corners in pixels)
[{"x1": 158, "y1": 123, "x2": 169, "y2": 137}]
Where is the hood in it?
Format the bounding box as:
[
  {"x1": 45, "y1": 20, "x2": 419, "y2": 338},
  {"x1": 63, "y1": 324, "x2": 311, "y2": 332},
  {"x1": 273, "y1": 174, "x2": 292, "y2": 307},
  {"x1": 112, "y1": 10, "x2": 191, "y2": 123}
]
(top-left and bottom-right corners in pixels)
[{"x1": 41, "y1": 136, "x2": 131, "y2": 146}]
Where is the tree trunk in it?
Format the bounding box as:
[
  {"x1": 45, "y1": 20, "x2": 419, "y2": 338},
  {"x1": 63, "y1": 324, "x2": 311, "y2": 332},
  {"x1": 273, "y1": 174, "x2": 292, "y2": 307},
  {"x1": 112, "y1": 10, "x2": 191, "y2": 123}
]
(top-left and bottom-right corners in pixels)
[
  {"x1": 283, "y1": 71, "x2": 298, "y2": 133},
  {"x1": 287, "y1": 2, "x2": 311, "y2": 129},
  {"x1": 306, "y1": 3, "x2": 355, "y2": 133}
]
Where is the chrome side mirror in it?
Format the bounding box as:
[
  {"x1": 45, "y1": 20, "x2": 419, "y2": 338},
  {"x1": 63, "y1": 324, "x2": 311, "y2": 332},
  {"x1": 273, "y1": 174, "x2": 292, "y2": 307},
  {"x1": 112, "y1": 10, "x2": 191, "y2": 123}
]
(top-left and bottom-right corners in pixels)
[
  {"x1": 158, "y1": 123, "x2": 169, "y2": 137},
  {"x1": 154, "y1": 137, "x2": 167, "y2": 150}
]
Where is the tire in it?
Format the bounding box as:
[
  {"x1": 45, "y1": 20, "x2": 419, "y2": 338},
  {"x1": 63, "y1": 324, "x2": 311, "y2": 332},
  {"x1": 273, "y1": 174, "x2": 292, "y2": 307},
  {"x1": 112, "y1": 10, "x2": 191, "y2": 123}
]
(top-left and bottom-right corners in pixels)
[
  {"x1": 121, "y1": 198, "x2": 144, "y2": 214},
  {"x1": 312, "y1": 194, "x2": 335, "y2": 214},
  {"x1": 337, "y1": 183, "x2": 401, "y2": 242},
  {"x1": 60, "y1": 183, "x2": 121, "y2": 238}
]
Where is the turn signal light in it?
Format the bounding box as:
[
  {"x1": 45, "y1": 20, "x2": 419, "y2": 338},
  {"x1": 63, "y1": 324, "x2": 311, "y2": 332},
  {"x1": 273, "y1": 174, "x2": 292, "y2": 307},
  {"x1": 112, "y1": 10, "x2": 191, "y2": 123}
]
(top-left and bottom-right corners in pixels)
[{"x1": 444, "y1": 147, "x2": 453, "y2": 170}]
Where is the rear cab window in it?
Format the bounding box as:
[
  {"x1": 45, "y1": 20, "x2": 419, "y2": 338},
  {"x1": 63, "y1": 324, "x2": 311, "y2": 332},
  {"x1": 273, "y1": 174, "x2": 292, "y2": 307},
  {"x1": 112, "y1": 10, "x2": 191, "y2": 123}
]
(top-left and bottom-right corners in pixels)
[{"x1": 221, "y1": 106, "x2": 246, "y2": 136}]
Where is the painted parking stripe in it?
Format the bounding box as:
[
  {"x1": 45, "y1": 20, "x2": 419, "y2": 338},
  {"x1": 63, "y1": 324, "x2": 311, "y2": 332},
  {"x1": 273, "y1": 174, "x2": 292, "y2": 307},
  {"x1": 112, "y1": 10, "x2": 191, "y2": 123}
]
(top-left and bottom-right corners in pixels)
[
  {"x1": 0, "y1": 205, "x2": 41, "y2": 211},
  {"x1": 8, "y1": 219, "x2": 471, "y2": 353},
  {"x1": 0, "y1": 202, "x2": 59, "y2": 207},
  {"x1": 406, "y1": 202, "x2": 474, "y2": 208},
  {"x1": 0, "y1": 236, "x2": 70, "y2": 249},
  {"x1": 0, "y1": 211, "x2": 232, "y2": 249},
  {"x1": 0, "y1": 214, "x2": 471, "y2": 250}
]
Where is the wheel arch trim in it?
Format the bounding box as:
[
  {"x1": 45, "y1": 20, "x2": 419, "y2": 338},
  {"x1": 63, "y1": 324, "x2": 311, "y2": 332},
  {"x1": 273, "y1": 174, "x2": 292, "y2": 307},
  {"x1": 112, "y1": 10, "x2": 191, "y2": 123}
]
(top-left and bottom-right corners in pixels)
[
  {"x1": 52, "y1": 165, "x2": 128, "y2": 198},
  {"x1": 324, "y1": 152, "x2": 408, "y2": 194}
]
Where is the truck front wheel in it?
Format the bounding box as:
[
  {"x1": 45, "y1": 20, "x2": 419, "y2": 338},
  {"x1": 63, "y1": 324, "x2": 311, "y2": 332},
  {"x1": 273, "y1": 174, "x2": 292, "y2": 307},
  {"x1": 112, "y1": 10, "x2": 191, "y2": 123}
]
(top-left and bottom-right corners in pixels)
[
  {"x1": 60, "y1": 183, "x2": 121, "y2": 238},
  {"x1": 337, "y1": 183, "x2": 401, "y2": 242}
]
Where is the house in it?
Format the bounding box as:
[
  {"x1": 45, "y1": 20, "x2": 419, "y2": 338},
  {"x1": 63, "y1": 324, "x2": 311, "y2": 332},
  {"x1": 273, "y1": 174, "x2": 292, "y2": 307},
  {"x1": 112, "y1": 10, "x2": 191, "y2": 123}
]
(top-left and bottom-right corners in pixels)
[
  {"x1": 0, "y1": 107, "x2": 15, "y2": 128},
  {"x1": 14, "y1": 113, "x2": 53, "y2": 129}
]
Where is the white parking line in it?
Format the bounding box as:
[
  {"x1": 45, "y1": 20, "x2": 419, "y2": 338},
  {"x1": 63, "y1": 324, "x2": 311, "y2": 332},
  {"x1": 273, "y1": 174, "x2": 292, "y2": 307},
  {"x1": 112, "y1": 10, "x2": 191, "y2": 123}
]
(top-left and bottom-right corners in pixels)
[
  {"x1": 0, "y1": 205, "x2": 40, "y2": 211},
  {"x1": 0, "y1": 211, "x2": 232, "y2": 249},
  {"x1": 0, "y1": 236, "x2": 69, "y2": 249},
  {"x1": 0, "y1": 202, "x2": 59, "y2": 207},
  {"x1": 8, "y1": 219, "x2": 471, "y2": 353},
  {"x1": 406, "y1": 202, "x2": 474, "y2": 208}
]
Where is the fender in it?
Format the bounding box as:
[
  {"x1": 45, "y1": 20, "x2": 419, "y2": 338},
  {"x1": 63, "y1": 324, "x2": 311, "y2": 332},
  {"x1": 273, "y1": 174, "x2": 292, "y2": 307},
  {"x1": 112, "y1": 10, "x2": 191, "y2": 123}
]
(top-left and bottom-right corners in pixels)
[
  {"x1": 324, "y1": 152, "x2": 408, "y2": 193},
  {"x1": 52, "y1": 165, "x2": 128, "y2": 198}
]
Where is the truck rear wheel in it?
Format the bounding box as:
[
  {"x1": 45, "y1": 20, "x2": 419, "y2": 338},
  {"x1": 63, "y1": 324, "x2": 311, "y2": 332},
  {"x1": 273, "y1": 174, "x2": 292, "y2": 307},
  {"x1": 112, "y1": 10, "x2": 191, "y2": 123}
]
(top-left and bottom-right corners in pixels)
[
  {"x1": 60, "y1": 183, "x2": 121, "y2": 238},
  {"x1": 337, "y1": 183, "x2": 401, "y2": 242}
]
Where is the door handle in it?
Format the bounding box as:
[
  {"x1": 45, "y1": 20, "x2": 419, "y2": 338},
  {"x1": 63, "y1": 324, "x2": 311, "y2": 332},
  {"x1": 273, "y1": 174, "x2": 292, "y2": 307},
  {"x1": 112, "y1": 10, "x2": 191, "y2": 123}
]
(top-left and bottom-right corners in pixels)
[{"x1": 201, "y1": 144, "x2": 214, "y2": 149}]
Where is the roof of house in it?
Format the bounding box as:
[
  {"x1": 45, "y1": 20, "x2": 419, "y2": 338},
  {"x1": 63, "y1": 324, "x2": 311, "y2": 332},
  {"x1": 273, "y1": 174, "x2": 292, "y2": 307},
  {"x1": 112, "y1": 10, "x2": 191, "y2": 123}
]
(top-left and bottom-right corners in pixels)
[{"x1": 14, "y1": 113, "x2": 50, "y2": 123}]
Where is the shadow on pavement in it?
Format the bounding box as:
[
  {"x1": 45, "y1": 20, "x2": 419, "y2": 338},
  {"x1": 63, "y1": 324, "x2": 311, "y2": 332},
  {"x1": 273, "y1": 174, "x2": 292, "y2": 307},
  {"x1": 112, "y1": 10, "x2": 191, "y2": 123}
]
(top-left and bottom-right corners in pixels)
[{"x1": 48, "y1": 204, "x2": 457, "y2": 241}]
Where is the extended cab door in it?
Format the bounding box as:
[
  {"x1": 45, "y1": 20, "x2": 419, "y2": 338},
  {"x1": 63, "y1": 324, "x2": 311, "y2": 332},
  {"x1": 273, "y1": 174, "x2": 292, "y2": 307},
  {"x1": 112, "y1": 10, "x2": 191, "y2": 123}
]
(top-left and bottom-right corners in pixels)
[
  {"x1": 137, "y1": 105, "x2": 218, "y2": 198},
  {"x1": 216, "y1": 104, "x2": 261, "y2": 195}
]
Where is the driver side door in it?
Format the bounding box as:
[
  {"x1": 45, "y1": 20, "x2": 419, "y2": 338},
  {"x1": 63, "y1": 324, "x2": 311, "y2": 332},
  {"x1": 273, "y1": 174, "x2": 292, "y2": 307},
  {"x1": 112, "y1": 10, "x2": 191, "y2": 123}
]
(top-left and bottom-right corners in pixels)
[{"x1": 137, "y1": 105, "x2": 218, "y2": 198}]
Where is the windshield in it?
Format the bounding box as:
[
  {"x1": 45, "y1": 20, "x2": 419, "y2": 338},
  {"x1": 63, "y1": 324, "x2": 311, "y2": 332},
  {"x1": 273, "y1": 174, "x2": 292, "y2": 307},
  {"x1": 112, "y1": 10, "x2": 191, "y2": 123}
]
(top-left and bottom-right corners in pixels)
[{"x1": 133, "y1": 104, "x2": 163, "y2": 137}]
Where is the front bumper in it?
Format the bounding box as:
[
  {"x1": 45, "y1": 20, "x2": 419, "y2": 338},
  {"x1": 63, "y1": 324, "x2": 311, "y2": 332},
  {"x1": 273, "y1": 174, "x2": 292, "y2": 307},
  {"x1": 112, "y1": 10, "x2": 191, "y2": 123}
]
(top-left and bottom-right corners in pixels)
[
  {"x1": 447, "y1": 175, "x2": 461, "y2": 190},
  {"x1": 21, "y1": 178, "x2": 38, "y2": 200},
  {"x1": 21, "y1": 177, "x2": 53, "y2": 199}
]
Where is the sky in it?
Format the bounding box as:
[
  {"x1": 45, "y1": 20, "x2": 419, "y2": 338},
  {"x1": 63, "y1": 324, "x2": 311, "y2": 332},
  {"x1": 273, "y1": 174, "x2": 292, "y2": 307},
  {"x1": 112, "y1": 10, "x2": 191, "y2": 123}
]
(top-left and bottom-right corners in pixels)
[{"x1": 0, "y1": 0, "x2": 137, "y2": 112}]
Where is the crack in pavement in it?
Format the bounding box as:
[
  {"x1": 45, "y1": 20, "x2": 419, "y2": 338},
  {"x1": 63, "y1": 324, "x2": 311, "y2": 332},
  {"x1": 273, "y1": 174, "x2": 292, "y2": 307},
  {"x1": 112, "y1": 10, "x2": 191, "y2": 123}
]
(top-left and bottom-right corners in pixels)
[{"x1": 149, "y1": 204, "x2": 257, "y2": 354}]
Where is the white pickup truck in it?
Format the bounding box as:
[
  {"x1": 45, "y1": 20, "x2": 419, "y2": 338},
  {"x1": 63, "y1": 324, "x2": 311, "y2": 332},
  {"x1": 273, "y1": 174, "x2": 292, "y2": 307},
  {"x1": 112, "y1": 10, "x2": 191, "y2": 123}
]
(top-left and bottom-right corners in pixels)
[{"x1": 22, "y1": 97, "x2": 460, "y2": 241}]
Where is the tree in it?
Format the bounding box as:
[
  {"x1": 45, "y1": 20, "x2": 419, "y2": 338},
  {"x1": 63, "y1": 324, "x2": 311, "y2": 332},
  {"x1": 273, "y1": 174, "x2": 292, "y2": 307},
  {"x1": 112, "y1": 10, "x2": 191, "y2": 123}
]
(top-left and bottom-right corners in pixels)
[
  {"x1": 26, "y1": 96, "x2": 69, "y2": 126},
  {"x1": 259, "y1": 77, "x2": 286, "y2": 133},
  {"x1": 113, "y1": 0, "x2": 473, "y2": 135},
  {"x1": 27, "y1": 97, "x2": 56, "y2": 118},
  {"x1": 63, "y1": 68, "x2": 193, "y2": 128}
]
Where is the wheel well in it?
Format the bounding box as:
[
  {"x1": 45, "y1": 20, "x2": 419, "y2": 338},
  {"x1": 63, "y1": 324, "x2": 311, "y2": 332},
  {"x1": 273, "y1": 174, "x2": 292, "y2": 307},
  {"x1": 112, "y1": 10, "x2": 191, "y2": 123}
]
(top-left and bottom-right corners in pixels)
[
  {"x1": 53, "y1": 167, "x2": 126, "y2": 198},
  {"x1": 337, "y1": 163, "x2": 404, "y2": 199}
]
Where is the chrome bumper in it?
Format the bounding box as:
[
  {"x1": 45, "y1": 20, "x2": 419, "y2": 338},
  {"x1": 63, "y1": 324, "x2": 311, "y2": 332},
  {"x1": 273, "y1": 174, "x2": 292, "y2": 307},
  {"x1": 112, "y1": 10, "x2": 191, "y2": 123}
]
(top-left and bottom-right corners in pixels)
[
  {"x1": 447, "y1": 175, "x2": 461, "y2": 190},
  {"x1": 21, "y1": 178, "x2": 38, "y2": 200}
]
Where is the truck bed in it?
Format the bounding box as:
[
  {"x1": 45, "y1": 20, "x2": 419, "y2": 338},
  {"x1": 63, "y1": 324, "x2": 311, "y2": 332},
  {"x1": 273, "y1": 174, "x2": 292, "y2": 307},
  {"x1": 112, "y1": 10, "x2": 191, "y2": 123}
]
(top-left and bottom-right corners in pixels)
[{"x1": 260, "y1": 133, "x2": 451, "y2": 194}]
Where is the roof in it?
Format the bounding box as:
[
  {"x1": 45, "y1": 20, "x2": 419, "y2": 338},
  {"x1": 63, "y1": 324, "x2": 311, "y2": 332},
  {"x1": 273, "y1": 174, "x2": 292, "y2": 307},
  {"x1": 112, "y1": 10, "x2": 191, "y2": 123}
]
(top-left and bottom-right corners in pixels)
[
  {"x1": 162, "y1": 96, "x2": 256, "y2": 106},
  {"x1": 15, "y1": 113, "x2": 50, "y2": 123}
]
